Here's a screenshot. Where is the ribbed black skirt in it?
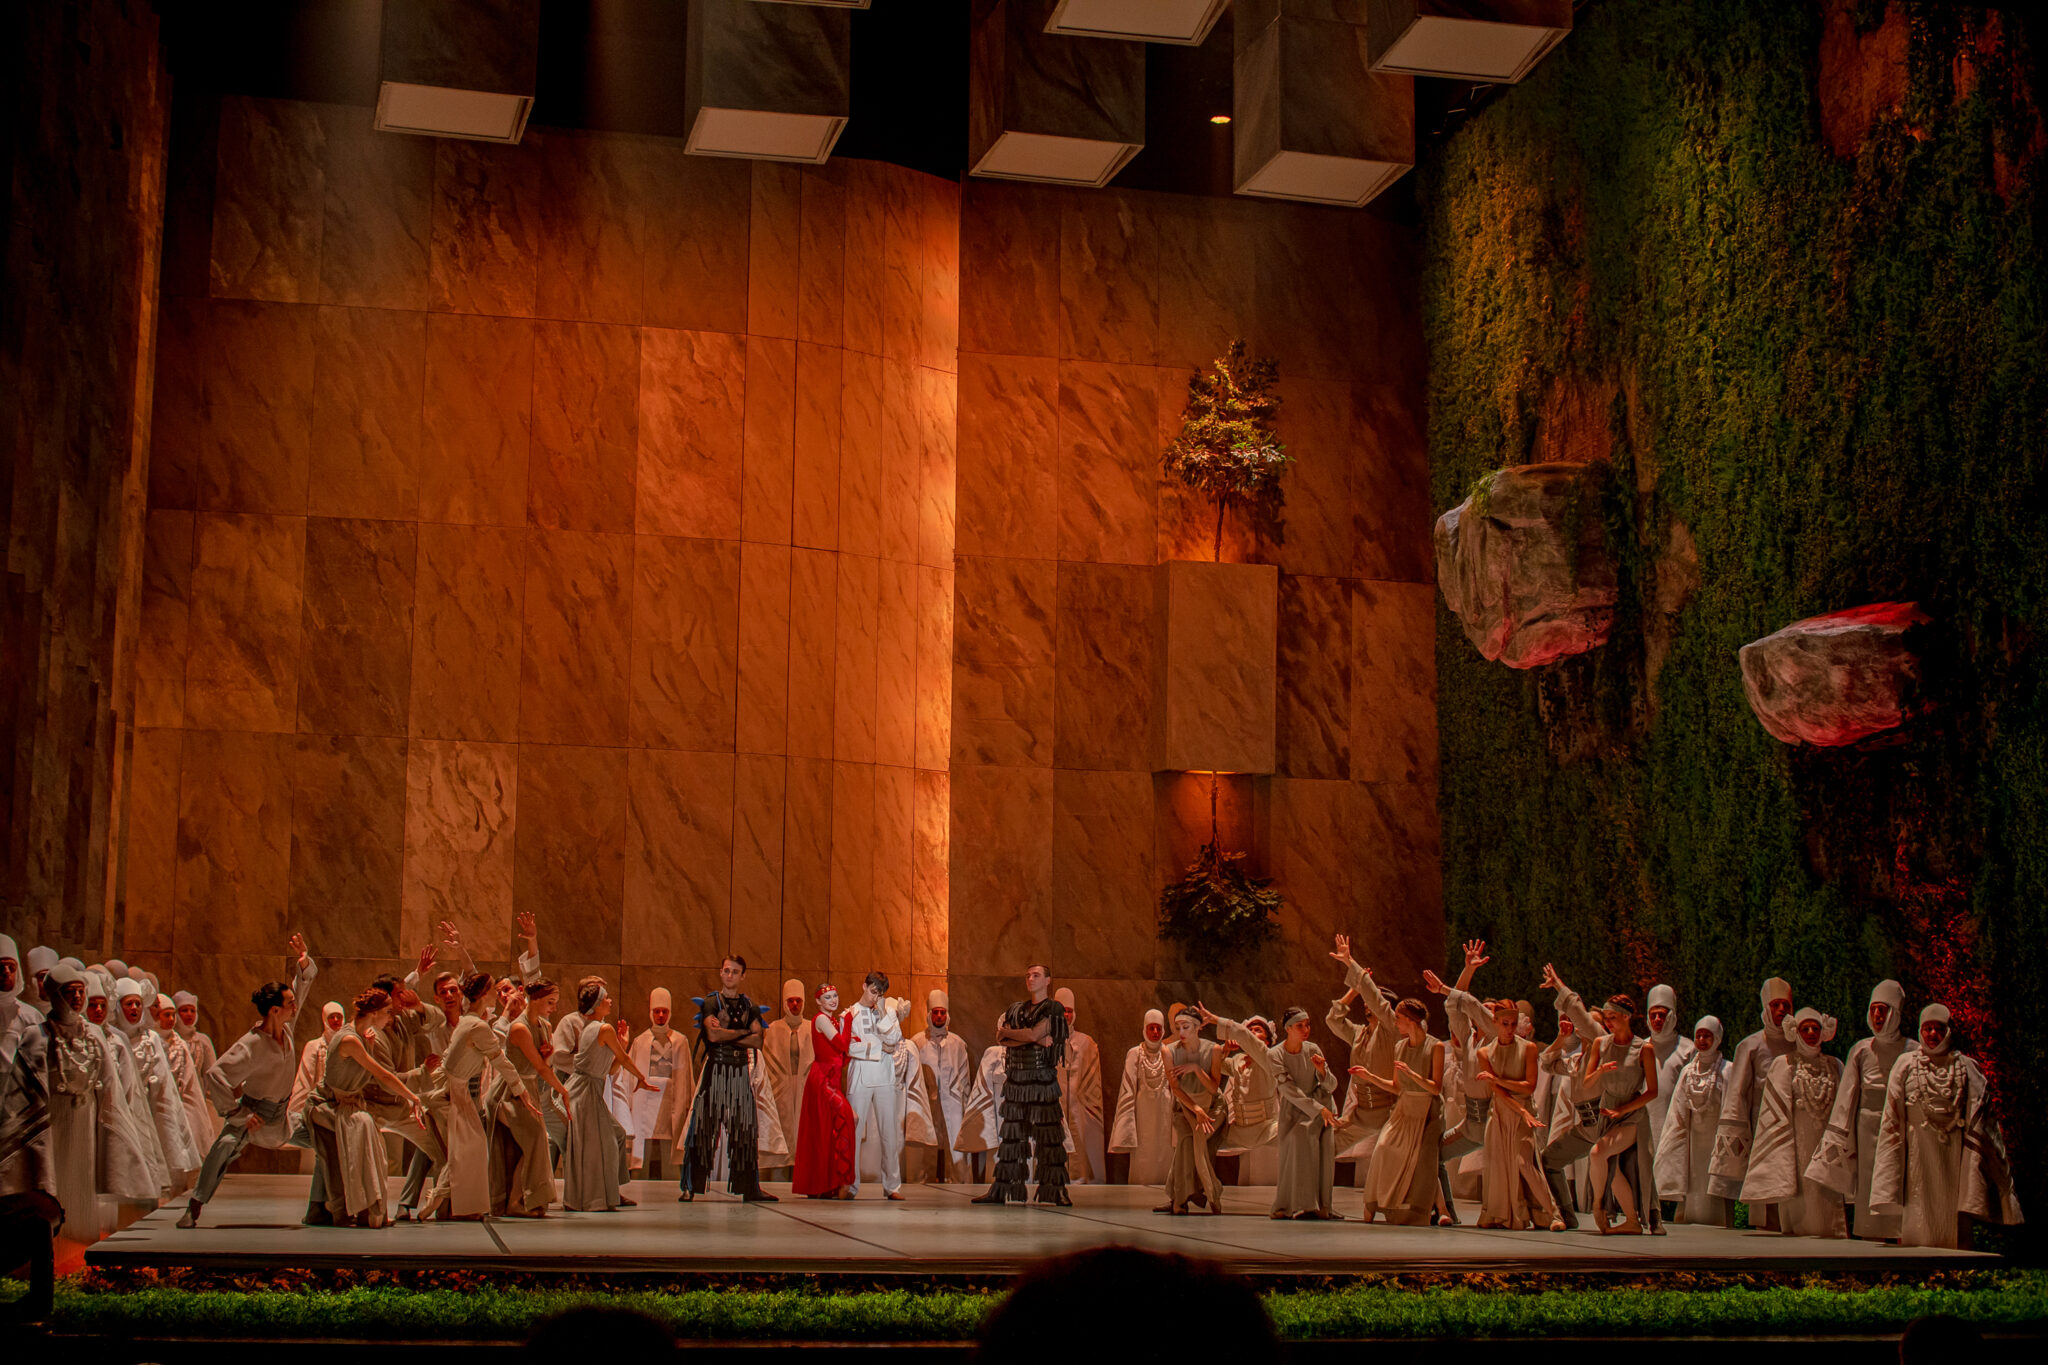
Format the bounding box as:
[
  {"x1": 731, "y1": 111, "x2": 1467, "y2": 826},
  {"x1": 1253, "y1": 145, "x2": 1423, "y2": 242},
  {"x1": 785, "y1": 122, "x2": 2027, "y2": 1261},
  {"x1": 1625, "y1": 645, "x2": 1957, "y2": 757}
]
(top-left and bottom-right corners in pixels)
[{"x1": 987, "y1": 1046, "x2": 1068, "y2": 1203}]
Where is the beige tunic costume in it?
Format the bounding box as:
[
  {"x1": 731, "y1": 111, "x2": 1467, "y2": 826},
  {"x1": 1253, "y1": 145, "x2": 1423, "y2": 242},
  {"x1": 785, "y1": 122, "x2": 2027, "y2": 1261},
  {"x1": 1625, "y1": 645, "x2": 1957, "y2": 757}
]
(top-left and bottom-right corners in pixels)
[
  {"x1": 1268, "y1": 1028, "x2": 1339, "y2": 1218},
  {"x1": 1361, "y1": 1028, "x2": 1444, "y2": 1225},
  {"x1": 310, "y1": 1024, "x2": 390, "y2": 1224},
  {"x1": 1868, "y1": 1007, "x2": 2023, "y2": 1249},
  {"x1": 1109, "y1": 1011, "x2": 1174, "y2": 1186},
  {"x1": 1740, "y1": 1009, "x2": 1846, "y2": 1237},
  {"x1": 1807, "y1": 980, "x2": 1915, "y2": 1240},
  {"x1": 1475, "y1": 1031, "x2": 1552, "y2": 1228},
  {"x1": 1655, "y1": 1017, "x2": 1730, "y2": 1225},
  {"x1": 1327, "y1": 977, "x2": 1397, "y2": 1172},
  {"x1": 423, "y1": 1013, "x2": 528, "y2": 1219},
  {"x1": 1219, "y1": 1021, "x2": 1281, "y2": 1187},
  {"x1": 1163, "y1": 1034, "x2": 1226, "y2": 1210}
]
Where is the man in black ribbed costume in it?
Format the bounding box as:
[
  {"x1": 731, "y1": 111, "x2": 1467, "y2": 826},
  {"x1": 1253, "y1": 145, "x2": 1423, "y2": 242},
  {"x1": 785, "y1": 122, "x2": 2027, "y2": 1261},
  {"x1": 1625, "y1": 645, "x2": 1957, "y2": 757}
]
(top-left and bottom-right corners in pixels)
[
  {"x1": 678, "y1": 955, "x2": 776, "y2": 1203},
  {"x1": 973, "y1": 964, "x2": 1071, "y2": 1206}
]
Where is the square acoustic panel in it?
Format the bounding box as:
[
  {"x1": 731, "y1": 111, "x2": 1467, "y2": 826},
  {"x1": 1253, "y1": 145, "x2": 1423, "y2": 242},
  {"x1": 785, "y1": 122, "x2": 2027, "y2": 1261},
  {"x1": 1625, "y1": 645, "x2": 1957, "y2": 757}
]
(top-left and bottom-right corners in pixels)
[
  {"x1": 374, "y1": 0, "x2": 540, "y2": 143},
  {"x1": 1238, "y1": 149, "x2": 1407, "y2": 208},
  {"x1": 375, "y1": 83, "x2": 531, "y2": 143},
  {"x1": 1045, "y1": 0, "x2": 1229, "y2": 44},
  {"x1": 1365, "y1": 0, "x2": 1571, "y2": 83},
  {"x1": 971, "y1": 0, "x2": 1146, "y2": 186},
  {"x1": 685, "y1": 0, "x2": 852, "y2": 164}
]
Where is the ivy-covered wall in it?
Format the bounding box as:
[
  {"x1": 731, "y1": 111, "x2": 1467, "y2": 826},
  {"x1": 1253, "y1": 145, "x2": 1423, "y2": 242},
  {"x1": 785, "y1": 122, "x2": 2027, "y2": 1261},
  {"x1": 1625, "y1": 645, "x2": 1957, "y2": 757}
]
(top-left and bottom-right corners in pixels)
[{"x1": 1423, "y1": 0, "x2": 2048, "y2": 1222}]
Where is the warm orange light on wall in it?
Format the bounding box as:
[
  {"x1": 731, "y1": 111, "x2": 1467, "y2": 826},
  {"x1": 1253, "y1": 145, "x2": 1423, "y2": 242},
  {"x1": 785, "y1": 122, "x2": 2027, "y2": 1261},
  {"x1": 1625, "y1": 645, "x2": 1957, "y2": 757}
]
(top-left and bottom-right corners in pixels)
[{"x1": 1209, "y1": 114, "x2": 1232, "y2": 125}]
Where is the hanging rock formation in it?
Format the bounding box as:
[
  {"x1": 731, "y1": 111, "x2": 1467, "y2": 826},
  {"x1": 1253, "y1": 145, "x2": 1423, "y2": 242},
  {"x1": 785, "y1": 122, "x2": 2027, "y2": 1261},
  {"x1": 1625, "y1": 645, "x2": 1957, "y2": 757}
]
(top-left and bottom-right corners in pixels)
[
  {"x1": 1739, "y1": 601, "x2": 1931, "y2": 746},
  {"x1": 1434, "y1": 462, "x2": 1618, "y2": 668}
]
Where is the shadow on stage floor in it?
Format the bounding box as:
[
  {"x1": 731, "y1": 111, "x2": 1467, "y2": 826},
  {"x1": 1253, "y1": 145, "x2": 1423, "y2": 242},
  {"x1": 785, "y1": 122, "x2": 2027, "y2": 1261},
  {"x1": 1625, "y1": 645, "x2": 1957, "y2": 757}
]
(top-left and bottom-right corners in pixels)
[{"x1": 87, "y1": 1173, "x2": 1994, "y2": 1277}]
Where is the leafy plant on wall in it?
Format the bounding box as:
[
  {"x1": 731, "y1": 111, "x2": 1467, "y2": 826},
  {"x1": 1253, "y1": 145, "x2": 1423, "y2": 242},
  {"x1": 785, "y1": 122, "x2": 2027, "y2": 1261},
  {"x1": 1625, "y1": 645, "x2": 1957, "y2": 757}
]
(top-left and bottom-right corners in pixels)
[
  {"x1": 1163, "y1": 340, "x2": 1292, "y2": 562},
  {"x1": 1156, "y1": 341, "x2": 1293, "y2": 970},
  {"x1": 1157, "y1": 783, "x2": 1287, "y2": 976}
]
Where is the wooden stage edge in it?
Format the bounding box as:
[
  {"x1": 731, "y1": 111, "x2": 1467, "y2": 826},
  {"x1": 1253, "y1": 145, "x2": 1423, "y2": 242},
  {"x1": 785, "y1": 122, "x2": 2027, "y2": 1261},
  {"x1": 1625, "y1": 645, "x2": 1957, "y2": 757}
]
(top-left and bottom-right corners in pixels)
[{"x1": 80, "y1": 1175, "x2": 1997, "y2": 1279}]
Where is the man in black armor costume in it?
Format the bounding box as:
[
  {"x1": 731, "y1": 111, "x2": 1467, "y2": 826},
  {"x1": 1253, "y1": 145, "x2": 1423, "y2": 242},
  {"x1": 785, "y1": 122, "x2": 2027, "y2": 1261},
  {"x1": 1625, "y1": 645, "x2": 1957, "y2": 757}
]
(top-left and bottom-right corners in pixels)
[
  {"x1": 678, "y1": 955, "x2": 777, "y2": 1202},
  {"x1": 973, "y1": 963, "x2": 1071, "y2": 1206}
]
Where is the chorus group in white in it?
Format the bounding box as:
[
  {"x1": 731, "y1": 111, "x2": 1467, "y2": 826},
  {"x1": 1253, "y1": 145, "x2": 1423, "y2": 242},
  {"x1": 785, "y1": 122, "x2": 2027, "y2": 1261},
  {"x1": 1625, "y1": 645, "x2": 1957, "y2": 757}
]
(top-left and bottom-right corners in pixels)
[{"x1": 0, "y1": 924, "x2": 2022, "y2": 1250}]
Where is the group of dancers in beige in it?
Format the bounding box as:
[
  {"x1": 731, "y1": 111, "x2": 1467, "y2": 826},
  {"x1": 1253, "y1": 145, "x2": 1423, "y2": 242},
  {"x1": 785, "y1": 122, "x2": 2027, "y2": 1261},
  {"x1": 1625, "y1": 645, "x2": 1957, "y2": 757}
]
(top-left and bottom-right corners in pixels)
[{"x1": 0, "y1": 927, "x2": 2021, "y2": 1250}]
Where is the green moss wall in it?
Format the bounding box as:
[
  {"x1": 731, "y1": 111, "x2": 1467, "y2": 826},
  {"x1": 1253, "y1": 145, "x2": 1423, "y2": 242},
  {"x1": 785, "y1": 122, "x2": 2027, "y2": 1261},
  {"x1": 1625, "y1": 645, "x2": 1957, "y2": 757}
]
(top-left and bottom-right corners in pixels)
[{"x1": 1423, "y1": 0, "x2": 2048, "y2": 1220}]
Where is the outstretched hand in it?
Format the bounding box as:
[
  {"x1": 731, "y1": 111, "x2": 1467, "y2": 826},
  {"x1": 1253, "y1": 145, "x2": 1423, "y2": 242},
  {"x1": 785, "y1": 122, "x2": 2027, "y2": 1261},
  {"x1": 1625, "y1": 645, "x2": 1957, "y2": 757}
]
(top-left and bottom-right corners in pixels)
[
  {"x1": 1329, "y1": 933, "x2": 1354, "y2": 966},
  {"x1": 516, "y1": 912, "x2": 536, "y2": 941},
  {"x1": 1463, "y1": 939, "x2": 1490, "y2": 969},
  {"x1": 1422, "y1": 968, "x2": 1449, "y2": 996},
  {"x1": 1195, "y1": 1001, "x2": 1220, "y2": 1028},
  {"x1": 1540, "y1": 963, "x2": 1563, "y2": 994},
  {"x1": 288, "y1": 932, "x2": 307, "y2": 964},
  {"x1": 416, "y1": 943, "x2": 437, "y2": 976}
]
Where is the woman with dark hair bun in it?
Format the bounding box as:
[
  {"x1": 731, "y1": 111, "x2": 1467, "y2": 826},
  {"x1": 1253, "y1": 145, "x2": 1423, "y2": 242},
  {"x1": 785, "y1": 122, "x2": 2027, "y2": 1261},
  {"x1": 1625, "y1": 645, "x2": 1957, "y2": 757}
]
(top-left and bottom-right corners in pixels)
[
  {"x1": 1542, "y1": 964, "x2": 1661, "y2": 1235},
  {"x1": 308, "y1": 988, "x2": 423, "y2": 1227},
  {"x1": 1332, "y1": 931, "x2": 1447, "y2": 1228},
  {"x1": 420, "y1": 971, "x2": 544, "y2": 1220},
  {"x1": 490, "y1": 977, "x2": 574, "y2": 1216},
  {"x1": 562, "y1": 978, "x2": 653, "y2": 1211}
]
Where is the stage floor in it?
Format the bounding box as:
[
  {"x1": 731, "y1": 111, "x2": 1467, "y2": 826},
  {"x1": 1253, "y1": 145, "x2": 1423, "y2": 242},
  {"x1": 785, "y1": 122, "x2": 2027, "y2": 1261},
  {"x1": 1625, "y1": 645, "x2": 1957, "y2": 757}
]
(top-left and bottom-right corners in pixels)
[{"x1": 83, "y1": 1175, "x2": 1993, "y2": 1277}]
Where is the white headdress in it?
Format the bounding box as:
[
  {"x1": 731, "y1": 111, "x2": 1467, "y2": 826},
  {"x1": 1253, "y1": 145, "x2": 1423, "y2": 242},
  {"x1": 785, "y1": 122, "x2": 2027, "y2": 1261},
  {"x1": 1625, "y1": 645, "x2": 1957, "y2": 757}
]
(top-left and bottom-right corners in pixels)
[
  {"x1": 927, "y1": 990, "x2": 949, "y2": 1036},
  {"x1": 1054, "y1": 987, "x2": 1076, "y2": 1013},
  {"x1": 1646, "y1": 984, "x2": 1679, "y2": 1046},
  {"x1": 1694, "y1": 1015, "x2": 1724, "y2": 1055},
  {"x1": 1918, "y1": 1003, "x2": 1953, "y2": 1055},
  {"x1": 1868, "y1": 980, "x2": 1905, "y2": 1042},
  {"x1": 1142, "y1": 1007, "x2": 1165, "y2": 1052},
  {"x1": 173, "y1": 990, "x2": 199, "y2": 1008},
  {"x1": 1783, "y1": 1006, "x2": 1837, "y2": 1056},
  {"x1": 26, "y1": 945, "x2": 57, "y2": 978},
  {"x1": 782, "y1": 979, "x2": 805, "y2": 1015}
]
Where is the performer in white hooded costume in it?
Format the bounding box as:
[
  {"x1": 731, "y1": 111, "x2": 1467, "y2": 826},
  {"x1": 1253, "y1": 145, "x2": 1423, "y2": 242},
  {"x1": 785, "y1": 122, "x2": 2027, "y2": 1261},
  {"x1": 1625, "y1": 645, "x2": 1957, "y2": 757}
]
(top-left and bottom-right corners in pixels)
[
  {"x1": 1110, "y1": 1009, "x2": 1174, "y2": 1186},
  {"x1": 86, "y1": 969, "x2": 171, "y2": 1203},
  {"x1": 626, "y1": 987, "x2": 690, "y2": 1173},
  {"x1": 153, "y1": 991, "x2": 221, "y2": 1151},
  {"x1": 760, "y1": 979, "x2": 811, "y2": 1182},
  {"x1": 0, "y1": 935, "x2": 54, "y2": 1206},
  {"x1": 1808, "y1": 979, "x2": 1916, "y2": 1240},
  {"x1": 1655, "y1": 1016, "x2": 1730, "y2": 1225},
  {"x1": 1643, "y1": 984, "x2": 1694, "y2": 1144},
  {"x1": 1739, "y1": 1006, "x2": 1846, "y2": 1237},
  {"x1": 116, "y1": 978, "x2": 203, "y2": 1182},
  {"x1": 1709, "y1": 976, "x2": 1797, "y2": 1219},
  {"x1": 1869, "y1": 1004, "x2": 2024, "y2": 1249},
  {"x1": 908, "y1": 990, "x2": 974, "y2": 1182},
  {"x1": 173, "y1": 991, "x2": 219, "y2": 1081},
  {"x1": 1054, "y1": 987, "x2": 1106, "y2": 1184},
  {"x1": 38, "y1": 962, "x2": 110, "y2": 1240},
  {"x1": 288, "y1": 1002, "x2": 346, "y2": 1140}
]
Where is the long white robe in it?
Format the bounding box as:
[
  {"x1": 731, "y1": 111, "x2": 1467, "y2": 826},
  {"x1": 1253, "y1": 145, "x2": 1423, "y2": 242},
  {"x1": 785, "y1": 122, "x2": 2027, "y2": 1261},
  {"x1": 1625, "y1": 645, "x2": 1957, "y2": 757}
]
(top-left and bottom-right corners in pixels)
[
  {"x1": 956, "y1": 1045, "x2": 1007, "y2": 1155},
  {"x1": 908, "y1": 1028, "x2": 974, "y2": 1181},
  {"x1": 1740, "y1": 1050, "x2": 1846, "y2": 1237},
  {"x1": 98, "y1": 1024, "x2": 171, "y2": 1197},
  {"x1": 1656, "y1": 1049, "x2": 1729, "y2": 1224},
  {"x1": 129, "y1": 1025, "x2": 203, "y2": 1176},
  {"x1": 1647, "y1": 1029, "x2": 1695, "y2": 1147},
  {"x1": 1807, "y1": 1032, "x2": 1916, "y2": 1239},
  {"x1": 162, "y1": 1026, "x2": 222, "y2": 1150},
  {"x1": 626, "y1": 1025, "x2": 688, "y2": 1163},
  {"x1": 1059, "y1": 1030, "x2": 1107, "y2": 1184},
  {"x1": 1709, "y1": 1023, "x2": 1794, "y2": 1200},
  {"x1": 1869, "y1": 1049, "x2": 2023, "y2": 1248},
  {"x1": 760, "y1": 1012, "x2": 812, "y2": 1175},
  {"x1": 1109, "y1": 1042, "x2": 1174, "y2": 1186}
]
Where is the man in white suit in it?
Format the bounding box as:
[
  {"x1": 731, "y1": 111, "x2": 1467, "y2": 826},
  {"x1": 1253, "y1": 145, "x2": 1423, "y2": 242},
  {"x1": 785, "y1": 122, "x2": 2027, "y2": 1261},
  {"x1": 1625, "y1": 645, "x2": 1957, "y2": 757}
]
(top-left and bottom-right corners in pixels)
[{"x1": 844, "y1": 971, "x2": 905, "y2": 1200}]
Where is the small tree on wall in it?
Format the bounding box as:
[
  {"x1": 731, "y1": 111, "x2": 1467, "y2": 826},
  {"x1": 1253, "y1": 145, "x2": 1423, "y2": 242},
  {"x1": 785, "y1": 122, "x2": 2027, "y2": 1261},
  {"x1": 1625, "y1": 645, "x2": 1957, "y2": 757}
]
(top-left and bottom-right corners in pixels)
[
  {"x1": 1163, "y1": 340, "x2": 1291, "y2": 561},
  {"x1": 1157, "y1": 776, "x2": 1285, "y2": 974}
]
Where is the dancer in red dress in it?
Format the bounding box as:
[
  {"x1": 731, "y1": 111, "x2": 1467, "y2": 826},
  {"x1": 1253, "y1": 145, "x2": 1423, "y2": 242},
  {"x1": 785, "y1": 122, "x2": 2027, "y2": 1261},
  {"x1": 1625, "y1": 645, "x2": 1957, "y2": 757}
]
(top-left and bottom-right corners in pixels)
[{"x1": 792, "y1": 983, "x2": 859, "y2": 1199}]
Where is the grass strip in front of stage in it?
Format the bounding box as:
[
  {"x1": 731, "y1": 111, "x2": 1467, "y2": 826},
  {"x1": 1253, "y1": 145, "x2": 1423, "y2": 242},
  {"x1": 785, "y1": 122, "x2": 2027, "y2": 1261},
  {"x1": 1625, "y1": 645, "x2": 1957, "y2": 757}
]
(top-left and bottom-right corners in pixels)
[{"x1": 14, "y1": 1268, "x2": 2048, "y2": 1343}]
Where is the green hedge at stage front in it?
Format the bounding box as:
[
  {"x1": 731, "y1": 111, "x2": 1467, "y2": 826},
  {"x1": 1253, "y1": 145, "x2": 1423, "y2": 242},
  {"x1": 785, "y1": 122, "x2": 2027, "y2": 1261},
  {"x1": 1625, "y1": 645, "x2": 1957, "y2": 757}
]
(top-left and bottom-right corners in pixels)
[
  {"x1": 15, "y1": 1271, "x2": 2048, "y2": 1342},
  {"x1": 1422, "y1": 0, "x2": 2048, "y2": 1224}
]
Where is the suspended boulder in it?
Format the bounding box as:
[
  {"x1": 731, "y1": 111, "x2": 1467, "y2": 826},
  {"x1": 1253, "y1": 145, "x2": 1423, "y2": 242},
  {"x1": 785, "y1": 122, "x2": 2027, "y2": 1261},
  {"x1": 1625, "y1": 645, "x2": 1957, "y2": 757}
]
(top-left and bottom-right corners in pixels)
[
  {"x1": 1434, "y1": 462, "x2": 1618, "y2": 668},
  {"x1": 1739, "y1": 602, "x2": 1931, "y2": 746}
]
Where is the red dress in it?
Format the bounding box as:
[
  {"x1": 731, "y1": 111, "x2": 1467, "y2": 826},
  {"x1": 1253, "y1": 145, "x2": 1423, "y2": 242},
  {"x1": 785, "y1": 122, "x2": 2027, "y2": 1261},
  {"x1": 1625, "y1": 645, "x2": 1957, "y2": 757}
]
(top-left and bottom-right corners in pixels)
[{"x1": 792, "y1": 1011, "x2": 858, "y2": 1196}]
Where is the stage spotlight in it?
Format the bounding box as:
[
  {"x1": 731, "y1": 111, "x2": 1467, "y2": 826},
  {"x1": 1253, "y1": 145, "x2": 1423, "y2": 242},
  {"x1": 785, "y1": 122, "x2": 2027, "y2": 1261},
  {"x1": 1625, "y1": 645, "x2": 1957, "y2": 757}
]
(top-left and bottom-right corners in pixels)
[
  {"x1": 373, "y1": 0, "x2": 539, "y2": 144},
  {"x1": 1364, "y1": 0, "x2": 1571, "y2": 83},
  {"x1": 1210, "y1": 114, "x2": 1232, "y2": 125},
  {"x1": 971, "y1": 0, "x2": 1145, "y2": 187},
  {"x1": 1045, "y1": 0, "x2": 1228, "y2": 45},
  {"x1": 685, "y1": 0, "x2": 852, "y2": 163}
]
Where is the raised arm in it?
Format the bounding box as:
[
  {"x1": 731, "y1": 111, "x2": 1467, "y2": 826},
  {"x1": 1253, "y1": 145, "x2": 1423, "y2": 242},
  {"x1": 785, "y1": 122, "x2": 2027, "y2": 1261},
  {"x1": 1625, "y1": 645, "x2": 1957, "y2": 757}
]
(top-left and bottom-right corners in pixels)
[
  {"x1": 1543, "y1": 963, "x2": 1604, "y2": 1040},
  {"x1": 598, "y1": 1022, "x2": 652, "y2": 1090},
  {"x1": 513, "y1": 912, "x2": 541, "y2": 984},
  {"x1": 335, "y1": 1032, "x2": 420, "y2": 1113},
  {"x1": 1199, "y1": 1004, "x2": 1275, "y2": 1080}
]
